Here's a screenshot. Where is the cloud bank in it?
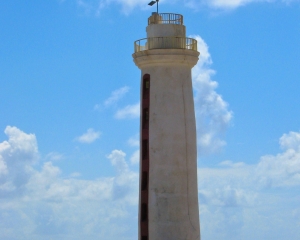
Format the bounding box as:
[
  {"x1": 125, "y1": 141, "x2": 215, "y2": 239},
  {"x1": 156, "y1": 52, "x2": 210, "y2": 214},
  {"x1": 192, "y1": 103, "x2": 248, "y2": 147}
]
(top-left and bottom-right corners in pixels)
[
  {"x1": 192, "y1": 35, "x2": 232, "y2": 154},
  {"x1": 198, "y1": 131, "x2": 300, "y2": 240},
  {"x1": 1, "y1": 126, "x2": 300, "y2": 239},
  {"x1": 0, "y1": 126, "x2": 138, "y2": 239}
]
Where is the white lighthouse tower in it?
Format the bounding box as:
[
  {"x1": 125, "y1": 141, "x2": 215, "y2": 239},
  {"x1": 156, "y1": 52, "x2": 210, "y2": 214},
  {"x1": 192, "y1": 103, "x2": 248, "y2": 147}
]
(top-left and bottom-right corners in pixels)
[{"x1": 133, "y1": 12, "x2": 200, "y2": 240}]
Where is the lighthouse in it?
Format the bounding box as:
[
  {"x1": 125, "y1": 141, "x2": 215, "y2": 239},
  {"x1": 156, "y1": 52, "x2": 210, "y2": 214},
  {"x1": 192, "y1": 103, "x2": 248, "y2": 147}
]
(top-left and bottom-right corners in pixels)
[{"x1": 133, "y1": 12, "x2": 201, "y2": 240}]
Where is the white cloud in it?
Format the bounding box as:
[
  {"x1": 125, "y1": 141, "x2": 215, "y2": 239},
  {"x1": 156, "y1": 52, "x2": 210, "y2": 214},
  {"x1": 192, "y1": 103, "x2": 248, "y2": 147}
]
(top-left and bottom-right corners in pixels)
[
  {"x1": 279, "y1": 131, "x2": 300, "y2": 151},
  {"x1": 187, "y1": 0, "x2": 298, "y2": 11},
  {"x1": 191, "y1": 35, "x2": 233, "y2": 154},
  {"x1": 75, "y1": 0, "x2": 150, "y2": 15},
  {"x1": 1, "y1": 126, "x2": 300, "y2": 239},
  {"x1": 184, "y1": 0, "x2": 252, "y2": 10},
  {"x1": 0, "y1": 126, "x2": 38, "y2": 163},
  {"x1": 107, "y1": 150, "x2": 139, "y2": 202},
  {"x1": 130, "y1": 150, "x2": 140, "y2": 165},
  {"x1": 0, "y1": 156, "x2": 8, "y2": 176},
  {"x1": 127, "y1": 134, "x2": 139, "y2": 147},
  {"x1": 202, "y1": 0, "x2": 298, "y2": 10},
  {"x1": 197, "y1": 135, "x2": 300, "y2": 239},
  {"x1": 44, "y1": 152, "x2": 64, "y2": 162},
  {"x1": 0, "y1": 126, "x2": 138, "y2": 239},
  {"x1": 71, "y1": 0, "x2": 297, "y2": 15},
  {"x1": 208, "y1": 0, "x2": 252, "y2": 9},
  {"x1": 0, "y1": 126, "x2": 38, "y2": 197},
  {"x1": 127, "y1": 135, "x2": 140, "y2": 165},
  {"x1": 104, "y1": 86, "x2": 130, "y2": 107},
  {"x1": 75, "y1": 128, "x2": 101, "y2": 143},
  {"x1": 115, "y1": 102, "x2": 140, "y2": 119},
  {"x1": 198, "y1": 132, "x2": 300, "y2": 207},
  {"x1": 198, "y1": 164, "x2": 257, "y2": 207},
  {"x1": 70, "y1": 172, "x2": 81, "y2": 178},
  {"x1": 219, "y1": 160, "x2": 246, "y2": 168},
  {"x1": 197, "y1": 132, "x2": 300, "y2": 239},
  {"x1": 94, "y1": 86, "x2": 130, "y2": 111},
  {"x1": 255, "y1": 131, "x2": 300, "y2": 188},
  {"x1": 107, "y1": 150, "x2": 129, "y2": 173}
]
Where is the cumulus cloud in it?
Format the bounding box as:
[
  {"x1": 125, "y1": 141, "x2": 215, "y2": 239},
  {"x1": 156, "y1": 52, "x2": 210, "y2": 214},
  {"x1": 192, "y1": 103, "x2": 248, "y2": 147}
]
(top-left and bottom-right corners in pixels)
[
  {"x1": 0, "y1": 126, "x2": 138, "y2": 239},
  {"x1": 127, "y1": 134, "x2": 139, "y2": 147},
  {"x1": 104, "y1": 86, "x2": 130, "y2": 107},
  {"x1": 198, "y1": 164, "x2": 256, "y2": 207},
  {"x1": 107, "y1": 150, "x2": 129, "y2": 173},
  {"x1": 130, "y1": 150, "x2": 140, "y2": 165},
  {"x1": 0, "y1": 126, "x2": 38, "y2": 197},
  {"x1": 197, "y1": 132, "x2": 300, "y2": 239},
  {"x1": 0, "y1": 126, "x2": 38, "y2": 163},
  {"x1": 1, "y1": 126, "x2": 300, "y2": 239},
  {"x1": 107, "y1": 150, "x2": 138, "y2": 201},
  {"x1": 191, "y1": 35, "x2": 233, "y2": 154},
  {"x1": 199, "y1": 131, "x2": 300, "y2": 206},
  {"x1": 115, "y1": 102, "x2": 140, "y2": 119},
  {"x1": 127, "y1": 135, "x2": 140, "y2": 165},
  {"x1": 280, "y1": 131, "x2": 300, "y2": 151},
  {"x1": 197, "y1": 131, "x2": 300, "y2": 239},
  {"x1": 94, "y1": 86, "x2": 130, "y2": 111},
  {"x1": 75, "y1": 128, "x2": 101, "y2": 143},
  {"x1": 255, "y1": 131, "x2": 300, "y2": 188}
]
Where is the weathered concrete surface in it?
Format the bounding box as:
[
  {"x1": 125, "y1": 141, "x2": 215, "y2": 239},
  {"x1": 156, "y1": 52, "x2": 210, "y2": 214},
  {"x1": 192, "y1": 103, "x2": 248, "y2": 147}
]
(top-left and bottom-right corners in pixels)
[
  {"x1": 133, "y1": 49, "x2": 199, "y2": 68},
  {"x1": 147, "y1": 24, "x2": 186, "y2": 38}
]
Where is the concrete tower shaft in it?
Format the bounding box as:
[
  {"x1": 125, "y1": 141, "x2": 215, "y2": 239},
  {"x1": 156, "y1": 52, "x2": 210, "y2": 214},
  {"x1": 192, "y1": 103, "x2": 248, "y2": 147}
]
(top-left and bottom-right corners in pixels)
[{"x1": 133, "y1": 13, "x2": 200, "y2": 240}]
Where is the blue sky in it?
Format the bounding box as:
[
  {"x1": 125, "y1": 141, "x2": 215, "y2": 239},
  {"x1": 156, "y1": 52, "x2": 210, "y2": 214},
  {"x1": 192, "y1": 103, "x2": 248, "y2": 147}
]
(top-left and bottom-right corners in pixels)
[{"x1": 0, "y1": 0, "x2": 300, "y2": 239}]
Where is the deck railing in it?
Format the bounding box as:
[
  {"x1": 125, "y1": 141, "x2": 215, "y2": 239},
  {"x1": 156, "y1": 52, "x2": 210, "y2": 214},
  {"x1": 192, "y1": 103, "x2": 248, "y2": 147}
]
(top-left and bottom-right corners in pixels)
[
  {"x1": 134, "y1": 37, "x2": 197, "y2": 53},
  {"x1": 148, "y1": 13, "x2": 183, "y2": 25}
]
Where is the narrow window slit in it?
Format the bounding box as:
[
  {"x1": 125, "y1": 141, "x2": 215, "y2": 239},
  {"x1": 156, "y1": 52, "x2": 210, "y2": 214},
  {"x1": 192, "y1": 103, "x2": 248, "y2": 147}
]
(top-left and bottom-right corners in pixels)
[
  {"x1": 143, "y1": 75, "x2": 150, "y2": 100},
  {"x1": 142, "y1": 139, "x2": 149, "y2": 160},
  {"x1": 142, "y1": 108, "x2": 149, "y2": 129},
  {"x1": 142, "y1": 171, "x2": 148, "y2": 191},
  {"x1": 141, "y1": 203, "x2": 148, "y2": 222}
]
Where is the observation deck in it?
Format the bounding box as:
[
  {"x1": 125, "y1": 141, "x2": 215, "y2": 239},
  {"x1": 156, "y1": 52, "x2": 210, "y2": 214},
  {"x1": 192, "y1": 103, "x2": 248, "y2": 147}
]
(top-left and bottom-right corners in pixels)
[
  {"x1": 134, "y1": 13, "x2": 198, "y2": 53},
  {"x1": 134, "y1": 37, "x2": 197, "y2": 53},
  {"x1": 148, "y1": 13, "x2": 183, "y2": 25}
]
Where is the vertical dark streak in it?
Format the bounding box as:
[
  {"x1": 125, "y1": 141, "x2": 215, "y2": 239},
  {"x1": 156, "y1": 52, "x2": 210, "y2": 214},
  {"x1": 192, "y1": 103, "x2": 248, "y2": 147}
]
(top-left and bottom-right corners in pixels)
[{"x1": 140, "y1": 74, "x2": 150, "y2": 240}]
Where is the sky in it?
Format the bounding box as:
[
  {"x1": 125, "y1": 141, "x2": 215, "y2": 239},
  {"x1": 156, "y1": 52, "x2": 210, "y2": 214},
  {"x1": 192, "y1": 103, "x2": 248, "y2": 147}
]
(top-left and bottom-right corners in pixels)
[{"x1": 0, "y1": 0, "x2": 300, "y2": 239}]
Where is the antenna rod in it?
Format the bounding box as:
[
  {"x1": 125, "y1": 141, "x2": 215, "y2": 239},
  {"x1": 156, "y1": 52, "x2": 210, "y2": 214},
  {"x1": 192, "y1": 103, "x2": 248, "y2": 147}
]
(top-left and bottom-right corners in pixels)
[{"x1": 148, "y1": 0, "x2": 159, "y2": 14}]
